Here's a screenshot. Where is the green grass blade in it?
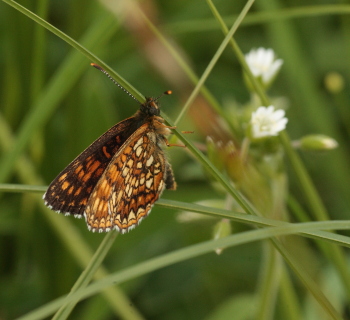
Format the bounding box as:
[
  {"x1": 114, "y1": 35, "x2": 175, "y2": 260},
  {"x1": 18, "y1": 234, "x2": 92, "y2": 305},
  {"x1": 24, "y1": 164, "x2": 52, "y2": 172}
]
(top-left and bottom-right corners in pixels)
[
  {"x1": 0, "y1": 1, "x2": 140, "y2": 184},
  {"x1": 167, "y1": 5, "x2": 350, "y2": 34},
  {"x1": 17, "y1": 220, "x2": 347, "y2": 320},
  {"x1": 206, "y1": 0, "x2": 350, "y2": 311},
  {"x1": 1, "y1": 184, "x2": 350, "y2": 249},
  {"x1": 0, "y1": 96, "x2": 145, "y2": 319},
  {"x1": 52, "y1": 231, "x2": 118, "y2": 320},
  {"x1": 173, "y1": 0, "x2": 254, "y2": 125}
]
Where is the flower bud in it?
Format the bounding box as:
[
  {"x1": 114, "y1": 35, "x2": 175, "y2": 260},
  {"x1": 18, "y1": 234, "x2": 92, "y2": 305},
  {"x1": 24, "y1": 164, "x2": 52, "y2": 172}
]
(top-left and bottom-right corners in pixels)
[
  {"x1": 324, "y1": 72, "x2": 344, "y2": 94},
  {"x1": 299, "y1": 134, "x2": 338, "y2": 151},
  {"x1": 213, "y1": 219, "x2": 231, "y2": 255}
]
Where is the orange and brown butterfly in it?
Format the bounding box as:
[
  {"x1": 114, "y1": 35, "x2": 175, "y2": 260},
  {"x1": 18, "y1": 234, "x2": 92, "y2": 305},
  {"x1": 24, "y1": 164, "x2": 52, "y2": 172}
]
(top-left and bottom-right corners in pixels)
[{"x1": 43, "y1": 63, "x2": 178, "y2": 234}]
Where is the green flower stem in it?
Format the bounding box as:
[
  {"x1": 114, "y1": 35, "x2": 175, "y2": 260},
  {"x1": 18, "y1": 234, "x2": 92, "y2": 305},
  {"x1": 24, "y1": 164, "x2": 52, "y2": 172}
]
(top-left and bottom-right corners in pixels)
[
  {"x1": 280, "y1": 131, "x2": 350, "y2": 297},
  {"x1": 206, "y1": 0, "x2": 350, "y2": 315},
  {"x1": 163, "y1": 112, "x2": 260, "y2": 218},
  {"x1": 279, "y1": 266, "x2": 302, "y2": 320},
  {"x1": 1, "y1": 180, "x2": 349, "y2": 320},
  {"x1": 270, "y1": 238, "x2": 341, "y2": 320},
  {"x1": 30, "y1": 0, "x2": 48, "y2": 104},
  {"x1": 172, "y1": 0, "x2": 254, "y2": 125},
  {"x1": 240, "y1": 137, "x2": 251, "y2": 162},
  {"x1": 0, "y1": 9, "x2": 143, "y2": 317},
  {"x1": 128, "y1": 0, "x2": 237, "y2": 134},
  {"x1": 5, "y1": 1, "x2": 348, "y2": 316},
  {"x1": 206, "y1": 0, "x2": 268, "y2": 106},
  {"x1": 1, "y1": 182, "x2": 350, "y2": 249},
  {"x1": 256, "y1": 243, "x2": 282, "y2": 320},
  {"x1": 256, "y1": 0, "x2": 350, "y2": 299},
  {"x1": 166, "y1": 5, "x2": 350, "y2": 34},
  {"x1": 0, "y1": 0, "x2": 141, "y2": 185},
  {"x1": 2, "y1": 0, "x2": 140, "y2": 99},
  {"x1": 52, "y1": 231, "x2": 118, "y2": 320},
  {"x1": 157, "y1": 199, "x2": 350, "y2": 249},
  {"x1": 280, "y1": 132, "x2": 328, "y2": 220},
  {"x1": 208, "y1": 0, "x2": 350, "y2": 302},
  {"x1": 128, "y1": 1, "x2": 254, "y2": 201},
  {"x1": 41, "y1": 203, "x2": 145, "y2": 320},
  {"x1": 129, "y1": 0, "x2": 263, "y2": 222},
  {"x1": 0, "y1": 184, "x2": 47, "y2": 194},
  {"x1": 0, "y1": 113, "x2": 145, "y2": 320},
  {"x1": 0, "y1": 6, "x2": 143, "y2": 317},
  {"x1": 18, "y1": 220, "x2": 347, "y2": 320},
  {"x1": 287, "y1": 195, "x2": 311, "y2": 222}
]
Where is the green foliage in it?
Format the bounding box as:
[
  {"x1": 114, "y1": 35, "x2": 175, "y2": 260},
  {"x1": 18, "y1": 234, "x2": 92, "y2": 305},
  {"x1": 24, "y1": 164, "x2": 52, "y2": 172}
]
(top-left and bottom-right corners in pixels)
[{"x1": 1, "y1": 0, "x2": 350, "y2": 319}]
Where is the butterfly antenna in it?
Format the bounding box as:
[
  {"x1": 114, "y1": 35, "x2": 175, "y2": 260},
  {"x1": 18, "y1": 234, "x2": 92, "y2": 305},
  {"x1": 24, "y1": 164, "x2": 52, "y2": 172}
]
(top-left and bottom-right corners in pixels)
[
  {"x1": 153, "y1": 90, "x2": 172, "y2": 102},
  {"x1": 91, "y1": 63, "x2": 140, "y2": 103}
]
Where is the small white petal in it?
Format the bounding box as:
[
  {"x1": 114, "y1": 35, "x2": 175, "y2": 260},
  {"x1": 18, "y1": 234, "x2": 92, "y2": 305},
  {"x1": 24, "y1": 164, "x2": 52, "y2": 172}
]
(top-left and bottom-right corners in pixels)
[
  {"x1": 273, "y1": 118, "x2": 288, "y2": 132},
  {"x1": 265, "y1": 106, "x2": 275, "y2": 115},
  {"x1": 250, "y1": 105, "x2": 288, "y2": 138},
  {"x1": 263, "y1": 59, "x2": 283, "y2": 83},
  {"x1": 245, "y1": 48, "x2": 283, "y2": 84},
  {"x1": 271, "y1": 109, "x2": 285, "y2": 121}
]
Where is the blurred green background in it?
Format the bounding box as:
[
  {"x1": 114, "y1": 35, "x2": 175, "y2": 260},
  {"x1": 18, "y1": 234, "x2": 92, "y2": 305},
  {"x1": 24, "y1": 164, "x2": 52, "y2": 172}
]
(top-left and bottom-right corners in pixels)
[{"x1": 0, "y1": 0, "x2": 350, "y2": 319}]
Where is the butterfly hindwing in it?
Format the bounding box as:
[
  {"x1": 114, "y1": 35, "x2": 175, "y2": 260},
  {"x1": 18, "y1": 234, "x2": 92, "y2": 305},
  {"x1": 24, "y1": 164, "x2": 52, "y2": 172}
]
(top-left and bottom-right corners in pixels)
[
  {"x1": 43, "y1": 117, "x2": 138, "y2": 217},
  {"x1": 84, "y1": 123, "x2": 169, "y2": 233}
]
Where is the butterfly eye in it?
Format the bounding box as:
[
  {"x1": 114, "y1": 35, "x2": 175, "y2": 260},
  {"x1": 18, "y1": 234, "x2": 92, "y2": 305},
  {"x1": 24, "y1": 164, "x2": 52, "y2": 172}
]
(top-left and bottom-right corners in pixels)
[
  {"x1": 149, "y1": 103, "x2": 160, "y2": 116},
  {"x1": 147, "y1": 108, "x2": 160, "y2": 117},
  {"x1": 140, "y1": 99, "x2": 160, "y2": 116}
]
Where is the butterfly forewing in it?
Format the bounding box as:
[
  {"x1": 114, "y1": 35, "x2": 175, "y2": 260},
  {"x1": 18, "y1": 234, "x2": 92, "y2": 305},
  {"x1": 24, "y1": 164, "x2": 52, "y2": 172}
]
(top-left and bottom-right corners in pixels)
[
  {"x1": 43, "y1": 117, "x2": 137, "y2": 217},
  {"x1": 84, "y1": 124, "x2": 167, "y2": 233}
]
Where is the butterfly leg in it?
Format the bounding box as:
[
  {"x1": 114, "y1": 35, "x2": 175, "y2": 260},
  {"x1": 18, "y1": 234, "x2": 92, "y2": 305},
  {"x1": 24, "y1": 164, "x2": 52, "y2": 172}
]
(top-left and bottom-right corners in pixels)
[
  {"x1": 163, "y1": 125, "x2": 177, "y2": 130},
  {"x1": 163, "y1": 136, "x2": 186, "y2": 148},
  {"x1": 162, "y1": 131, "x2": 194, "y2": 148}
]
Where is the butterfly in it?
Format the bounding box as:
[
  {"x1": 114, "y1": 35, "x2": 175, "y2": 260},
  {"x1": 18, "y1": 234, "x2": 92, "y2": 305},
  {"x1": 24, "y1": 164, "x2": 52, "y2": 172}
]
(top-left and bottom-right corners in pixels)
[{"x1": 43, "y1": 64, "x2": 177, "y2": 233}]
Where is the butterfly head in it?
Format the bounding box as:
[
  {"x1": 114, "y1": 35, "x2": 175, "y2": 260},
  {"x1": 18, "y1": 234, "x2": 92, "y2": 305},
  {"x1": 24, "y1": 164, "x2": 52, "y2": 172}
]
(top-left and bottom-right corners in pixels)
[
  {"x1": 141, "y1": 98, "x2": 161, "y2": 116},
  {"x1": 140, "y1": 90, "x2": 172, "y2": 117}
]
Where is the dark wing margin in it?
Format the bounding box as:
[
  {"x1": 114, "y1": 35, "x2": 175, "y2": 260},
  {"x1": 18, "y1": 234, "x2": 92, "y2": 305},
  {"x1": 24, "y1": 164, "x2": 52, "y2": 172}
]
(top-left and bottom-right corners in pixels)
[{"x1": 43, "y1": 117, "x2": 137, "y2": 217}]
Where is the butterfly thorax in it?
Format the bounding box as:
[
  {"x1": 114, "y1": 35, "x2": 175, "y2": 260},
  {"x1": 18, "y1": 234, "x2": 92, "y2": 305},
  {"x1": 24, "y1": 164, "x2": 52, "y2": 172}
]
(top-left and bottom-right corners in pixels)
[
  {"x1": 134, "y1": 97, "x2": 172, "y2": 138},
  {"x1": 139, "y1": 97, "x2": 160, "y2": 116}
]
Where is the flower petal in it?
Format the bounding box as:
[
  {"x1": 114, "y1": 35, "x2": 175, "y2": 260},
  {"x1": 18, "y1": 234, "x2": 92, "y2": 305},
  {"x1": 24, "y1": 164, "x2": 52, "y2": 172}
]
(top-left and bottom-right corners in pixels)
[
  {"x1": 250, "y1": 106, "x2": 288, "y2": 139},
  {"x1": 245, "y1": 48, "x2": 283, "y2": 85}
]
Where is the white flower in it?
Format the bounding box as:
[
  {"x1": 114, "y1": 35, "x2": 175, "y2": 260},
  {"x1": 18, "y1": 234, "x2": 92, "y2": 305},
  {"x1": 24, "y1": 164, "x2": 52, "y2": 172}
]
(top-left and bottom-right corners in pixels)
[
  {"x1": 250, "y1": 106, "x2": 288, "y2": 139},
  {"x1": 245, "y1": 48, "x2": 283, "y2": 84}
]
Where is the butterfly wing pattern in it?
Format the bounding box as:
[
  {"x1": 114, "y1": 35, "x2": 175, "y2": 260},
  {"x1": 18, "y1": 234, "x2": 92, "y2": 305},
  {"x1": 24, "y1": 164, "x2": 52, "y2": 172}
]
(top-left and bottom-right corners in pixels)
[
  {"x1": 43, "y1": 117, "x2": 136, "y2": 216},
  {"x1": 43, "y1": 96, "x2": 177, "y2": 233},
  {"x1": 84, "y1": 123, "x2": 174, "y2": 233}
]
